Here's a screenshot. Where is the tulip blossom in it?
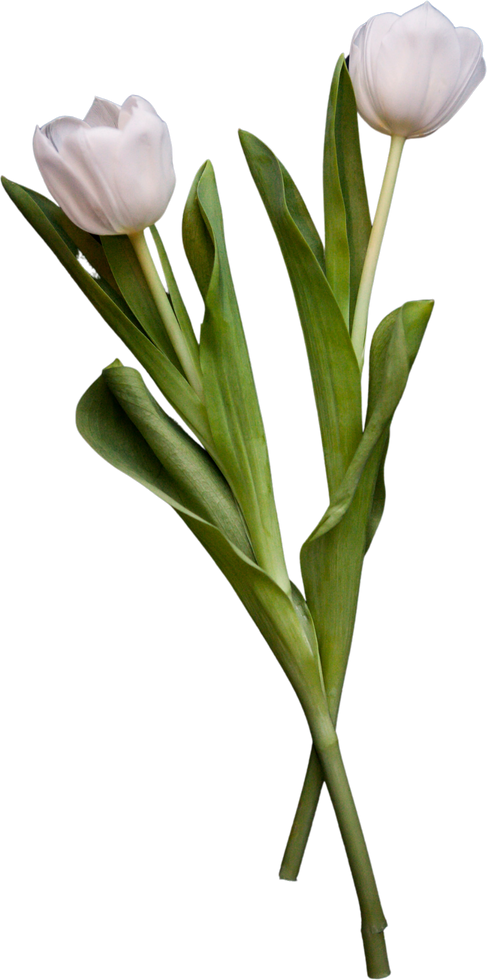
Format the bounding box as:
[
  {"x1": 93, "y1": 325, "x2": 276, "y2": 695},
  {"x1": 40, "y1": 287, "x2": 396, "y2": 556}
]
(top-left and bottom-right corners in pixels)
[
  {"x1": 349, "y1": 2, "x2": 485, "y2": 139},
  {"x1": 33, "y1": 96, "x2": 175, "y2": 235},
  {"x1": 347, "y1": 2, "x2": 485, "y2": 368}
]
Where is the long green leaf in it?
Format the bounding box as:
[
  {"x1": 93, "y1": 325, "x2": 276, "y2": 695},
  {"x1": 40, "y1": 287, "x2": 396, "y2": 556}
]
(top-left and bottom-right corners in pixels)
[
  {"x1": 239, "y1": 131, "x2": 362, "y2": 495},
  {"x1": 102, "y1": 360, "x2": 253, "y2": 558},
  {"x1": 4, "y1": 181, "x2": 120, "y2": 291},
  {"x1": 182, "y1": 161, "x2": 289, "y2": 592},
  {"x1": 324, "y1": 57, "x2": 372, "y2": 329},
  {"x1": 2, "y1": 176, "x2": 210, "y2": 444},
  {"x1": 76, "y1": 371, "x2": 323, "y2": 715}
]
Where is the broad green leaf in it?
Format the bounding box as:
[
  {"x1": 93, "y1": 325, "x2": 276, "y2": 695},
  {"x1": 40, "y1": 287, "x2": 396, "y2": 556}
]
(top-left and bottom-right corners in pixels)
[
  {"x1": 301, "y1": 300, "x2": 433, "y2": 710},
  {"x1": 102, "y1": 360, "x2": 253, "y2": 559},
  {"x1": 302, "y1": 446, "x2": 387, "y2": 719},
  {"x1": 362, "y1": 300, "x2": 433, "y2": 551},
  {"x1": 182, "y1": 161, "x2": 289, "y2": 593},
  {"x1": 239, "y1": 130, "x2": 362, "y2": 494},
  {"x1": 76, "y1": 371, "x2": 323, "y2": 715},
  {"x1": 364, "y1": 430, "x2": 389, "y2": 553},
  {"x1": 309, "y1": 300, "x2": 434, "y2": 541},
  {"x1": 2, "y1": 176, "x2": 211, "y2": 445},
  {"x1": 101, "y1": 234, "x2": 183, "y2": 369},
  {"x1": 324, "y1": 57, "x2": 372, "y2": 329}
]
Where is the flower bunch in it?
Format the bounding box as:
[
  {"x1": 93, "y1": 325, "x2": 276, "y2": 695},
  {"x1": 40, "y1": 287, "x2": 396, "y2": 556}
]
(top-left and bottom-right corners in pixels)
[{"x1": 2, "y1": 4, "x2": 484, "y2": 978}]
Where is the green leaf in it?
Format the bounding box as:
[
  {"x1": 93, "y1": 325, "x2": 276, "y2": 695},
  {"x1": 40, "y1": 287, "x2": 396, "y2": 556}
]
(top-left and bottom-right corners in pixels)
[
  {"x1": 4, "y1": 180, "x2": 120, "y2": 291},
  {"x1": 300, "y1": 300, "x2": 433, "y2": 711},
  {"x1": 102, "y1": 360, "x2": 254, "y2": 559},
  {"x1": 324, "y1": 57, "x2": 372, "y2": 329},
  {"x1": 101, "y1": 234, "x2": 183, "y2": 369},
  {"x1": 182, "y1": 161, "x2": 289, "y2": 592},
  {"x1": 239, "y1": 130, "x2": 362, "y2": 494},
  {"x1": 364, "y1": 431, "x2": 389, "y2": 553},
  {"x1": 76, "y1": 370, "x2": 323, "y2": 715},
  {"x1": 2, "y1": 176, "x2": 211, "y2": 445},
  {"x1": 309, "y1": 300, "x2": 434, "y2": 541}
]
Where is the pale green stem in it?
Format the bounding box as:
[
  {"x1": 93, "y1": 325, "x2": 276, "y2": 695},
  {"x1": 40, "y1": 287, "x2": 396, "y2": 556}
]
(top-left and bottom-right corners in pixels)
[
  {"x1": 351, "y1": 135, "x2": 406, "y2": 371},
  {"x1": 129, "y1": 230, "x2": 204, "y2": 400}
]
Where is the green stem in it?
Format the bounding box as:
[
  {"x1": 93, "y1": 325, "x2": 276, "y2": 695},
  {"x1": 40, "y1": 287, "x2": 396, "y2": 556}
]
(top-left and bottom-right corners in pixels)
[
  {"x1": 351, "y1": 135, "x2": 405, "y2": 371},
  {"x1": 303, "y1": 692, "x2": 391, "y2": 980},
  {"x1": 278, "y1": 490, "x2": 390, "y2": 977},
  {"x1": 129, "y1": 230, "x2": 204, "y2": 399},
  {"x1": 281, "y1": 491, "x2": 374, "y2": 879},
  {"x1": 280, "y1": 682, "x2": 342, "y2": 882}
]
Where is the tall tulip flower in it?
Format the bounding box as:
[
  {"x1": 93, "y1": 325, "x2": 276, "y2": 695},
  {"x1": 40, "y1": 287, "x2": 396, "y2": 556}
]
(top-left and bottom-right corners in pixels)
[
  {"x1": 349, "y1": 2, "x2": 485, "y2": 139},
  {"x1": 34, "y1": 96, "x2": 203, "y2": 397},
  {"x1": 347, "y1": 2, "x2": 485, "y2": 366}
]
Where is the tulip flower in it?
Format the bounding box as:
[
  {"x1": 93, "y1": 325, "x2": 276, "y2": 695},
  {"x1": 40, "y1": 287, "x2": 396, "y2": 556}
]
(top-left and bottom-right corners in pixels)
[
  {"x1": 33, "y1": 95, "x2": 176, "y2": 235},
  {"x1": 348, "y1": 2, "x2": 485, "y2": 368},
  {"x1": 33, "y1": 95, "x2": 203, "y2": 397},
  {"x1": 349, "y1": 2, "x2": 485, "y2": 140}
]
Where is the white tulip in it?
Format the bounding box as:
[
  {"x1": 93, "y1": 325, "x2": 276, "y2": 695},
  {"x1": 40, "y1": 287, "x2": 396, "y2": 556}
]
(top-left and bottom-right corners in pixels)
[
  {"x1": 33, "y1": 96, "x2": 175, "y2": 235},
  {"x1": 349, "y1": 2, "x2": 485, "y2": 139}
]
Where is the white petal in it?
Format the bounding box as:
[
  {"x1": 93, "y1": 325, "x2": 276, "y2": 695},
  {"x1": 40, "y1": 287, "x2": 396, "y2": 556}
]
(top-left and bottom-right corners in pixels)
[
  {"x1": 118, "y1": 95, "x2": 160, "y2": 130},
  {"x1": 56, "y1": 126, "x2": 130, "y2": 232},
  {"x1": 350, "y1": 13, "x2": 400, "y2": 135},
  {"x1": 418, "y1": 26, "x2": 485, "y2": 134},
  {"x1": 41, "y1": 115, "x2": 89, "y2": 152},
  {"x1": 112, "y1": 107, "x2": 176, "y2": 230},
  {"x1": 33, "y1": 126, "x2": 116, "y2": 234},
  {"x1": 84, "y1": 97, "x2": 121, "y2": 129}
]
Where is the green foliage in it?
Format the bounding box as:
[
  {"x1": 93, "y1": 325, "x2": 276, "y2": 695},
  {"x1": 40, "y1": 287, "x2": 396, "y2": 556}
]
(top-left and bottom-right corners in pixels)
[
  {"x1": 324, "y1": 56, "x2": 372, "y2": 328},
  {"x1": 76, "y1": 366, "x2": 322, "y2": 712},
  {"x1": 308, "y1": 300, "x2": 434, "y2": 544},
  {"x1": 182, "y1": 161, "x2": 289, "y2": 592},
  {"x1": 239, "y1": 131, "x2": 362, "y2": 496},
  {"x1": 1, "y1": 177, "x2": 210, "y2": 444}
]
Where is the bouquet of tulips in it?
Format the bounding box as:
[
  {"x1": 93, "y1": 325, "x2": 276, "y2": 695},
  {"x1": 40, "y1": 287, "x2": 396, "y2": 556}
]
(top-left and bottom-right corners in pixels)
[{"x1": 3, "y1": 4, "x2": 484, "y2": 976}]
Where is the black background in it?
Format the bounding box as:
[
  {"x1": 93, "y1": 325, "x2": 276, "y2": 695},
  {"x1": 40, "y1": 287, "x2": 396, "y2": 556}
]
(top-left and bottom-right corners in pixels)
[{"x1": 0, "y1": 23, "x2": 302, "y2": 977}]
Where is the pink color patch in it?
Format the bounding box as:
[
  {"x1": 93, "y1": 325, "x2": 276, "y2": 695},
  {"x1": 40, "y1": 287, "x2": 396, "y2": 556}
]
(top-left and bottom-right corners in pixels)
[{"x1": 296, "y1": 881, "x2": 365, "y2": 978}]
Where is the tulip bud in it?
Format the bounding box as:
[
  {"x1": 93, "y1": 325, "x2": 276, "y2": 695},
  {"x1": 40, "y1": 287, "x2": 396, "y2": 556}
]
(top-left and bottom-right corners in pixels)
[
  {"x1": 349, "y1": 2, "x2": 485, "y2": 139},
  {"x1": 33, "y1": 96, "x2": 176, "y2": 235}
]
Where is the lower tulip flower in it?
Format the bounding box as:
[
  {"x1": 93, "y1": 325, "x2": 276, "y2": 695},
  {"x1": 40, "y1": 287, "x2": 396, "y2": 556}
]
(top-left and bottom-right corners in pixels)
[
  {"x1": 33, "y1": 95, "x2": 175, "y2": 235},
  {"x1": 34, "y1": 95, "x2": 204, "y2": 397}
]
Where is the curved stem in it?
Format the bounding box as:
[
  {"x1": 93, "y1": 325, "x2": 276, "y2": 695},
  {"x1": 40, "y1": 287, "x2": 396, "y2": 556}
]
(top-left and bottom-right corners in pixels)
[
  {"x1": 351, "y1": 135, "x2": 405, "y2": 371},
  {"x1": 129, "y1": 230, "x2": 204, "y2": 399},
  {"x1": 277, "y1": 743, "x2": 325, "y2": 881}
]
